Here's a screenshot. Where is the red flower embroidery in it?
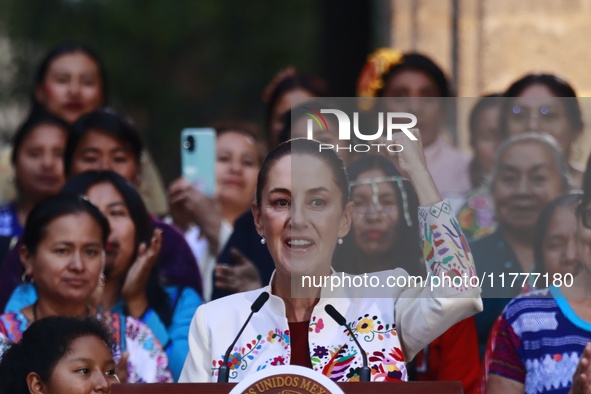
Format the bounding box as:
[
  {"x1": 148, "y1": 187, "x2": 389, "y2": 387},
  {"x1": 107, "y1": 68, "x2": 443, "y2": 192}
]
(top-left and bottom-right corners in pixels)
[{"x1": 315, "y1": 318, "x2": 324, "y2": 333}]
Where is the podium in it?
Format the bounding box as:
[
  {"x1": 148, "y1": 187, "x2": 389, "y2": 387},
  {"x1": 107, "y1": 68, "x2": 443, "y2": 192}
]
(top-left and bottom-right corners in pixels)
[{"x1": 112, "y1": 381, "x2": 463, "y2": 393}]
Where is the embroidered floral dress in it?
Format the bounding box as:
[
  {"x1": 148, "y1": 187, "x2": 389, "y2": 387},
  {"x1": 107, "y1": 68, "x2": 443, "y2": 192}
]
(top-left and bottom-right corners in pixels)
[
  {"x1": 0, "y1": 310, "x2": 172, "y2": 383},
  {"x1": 179, "y1": 200, "x2": 482, "y2": 383},
  {"x1": 457, "y1": 186, "x2": 496, "y2": 241}
]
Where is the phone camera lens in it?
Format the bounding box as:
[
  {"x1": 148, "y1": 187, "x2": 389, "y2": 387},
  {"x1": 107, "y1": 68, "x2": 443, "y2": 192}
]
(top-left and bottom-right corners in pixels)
[{"x1": 184, "y1": 136, "x2": 195, "y2": 152}]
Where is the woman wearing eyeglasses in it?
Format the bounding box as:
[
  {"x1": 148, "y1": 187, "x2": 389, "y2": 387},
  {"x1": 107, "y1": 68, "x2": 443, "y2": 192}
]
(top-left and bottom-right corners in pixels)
[{"x1": 502, "y1": 73, "x2": 585, "y2": 187}]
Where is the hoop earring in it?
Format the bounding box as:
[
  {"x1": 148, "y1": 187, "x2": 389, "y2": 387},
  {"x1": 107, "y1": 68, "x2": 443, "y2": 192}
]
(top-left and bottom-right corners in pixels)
[
  {"x1": 260, "y1": 237, "x2": 266, "y2": 245},
  {"x1": 21, "y1": 272, "x2": 34, "y2": 284},
  {"x1": 338, "y1": 238, "x2": 343, "y2": 245},
  {"x1": 99, "y1": 273, "x2": 106, "y2": 287}
]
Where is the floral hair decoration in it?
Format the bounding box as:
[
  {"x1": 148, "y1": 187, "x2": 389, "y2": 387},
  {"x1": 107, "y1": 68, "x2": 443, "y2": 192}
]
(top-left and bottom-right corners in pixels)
[{"x1": 357, "y1": 48, "x2": 404, "y2": 99}]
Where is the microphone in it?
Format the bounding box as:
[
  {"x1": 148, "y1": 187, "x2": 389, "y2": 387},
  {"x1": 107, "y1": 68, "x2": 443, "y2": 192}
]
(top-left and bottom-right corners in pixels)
[
  {"x1": 217, "y1": 292, "x2": 270, "y2": 383},
  {"x1": 324, "y1": 304, "x2": 371, "y2": 382}
]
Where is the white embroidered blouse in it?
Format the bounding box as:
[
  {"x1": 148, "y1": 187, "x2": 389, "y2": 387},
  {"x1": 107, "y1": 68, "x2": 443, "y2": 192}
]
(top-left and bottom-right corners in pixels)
[{"x1": 179, "y1": 200, "x2": 482, "y2": 383}]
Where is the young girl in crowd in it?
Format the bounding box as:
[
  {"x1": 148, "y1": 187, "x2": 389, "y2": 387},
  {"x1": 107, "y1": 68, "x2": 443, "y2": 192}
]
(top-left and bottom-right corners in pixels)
[
  {"x1": 0, "y1": 193, "x2": 172, "y2": 382},
  {"x1": 0, "y1": 316, "x2": 120, "y2": 394}
]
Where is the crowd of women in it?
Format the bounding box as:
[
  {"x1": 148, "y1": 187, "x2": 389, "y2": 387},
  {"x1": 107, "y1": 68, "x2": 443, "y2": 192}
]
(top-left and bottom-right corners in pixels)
[{"x1": 0, "y1": 43, "x2": 589, "y2": 394}]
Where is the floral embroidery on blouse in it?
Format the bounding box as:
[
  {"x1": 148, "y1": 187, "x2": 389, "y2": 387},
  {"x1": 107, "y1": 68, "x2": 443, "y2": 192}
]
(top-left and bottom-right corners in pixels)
[
  {"x1": 309, "y1": 316, "x2": 324, "y2": 333},
  {"x1": 256, "y1": 330, "x2": 290, "y2": 372},
  {"x1": 124, "y1": 317, "x2": 172, "y2": 383},
  {"x1": 350, "y1": 314, "x2": 397, "y2": 341},
  {"x1": 309, "y1": 342, "x2": 357, "y2": 381},
  {"x1": 267, "y1": 328, "x2": 290, "y2": 346},
  {"x1": 420, "y1": 201, "x2": 476, "y2": 291},
  {"x1": 369, "y1": 347, "x2": 406, "y2": 381},
  {"x1": 212, "y1": 334, "x2": 268, "y2": 379},
  {"x1": 308, "y1": 314, "x2": 404, "y2": 382}
]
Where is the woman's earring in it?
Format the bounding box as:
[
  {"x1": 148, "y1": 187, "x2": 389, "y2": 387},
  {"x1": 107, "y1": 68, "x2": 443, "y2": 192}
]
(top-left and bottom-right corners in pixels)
[
  {"x1": 21, "y1": 272, "x2": 34, "y2": 284},
  {"x1": 99, "y1": 273, "x2": 106, "y2": 287},
  {"x1": 260, "y1": 237, "x2": 266, "y2": 245},
  {"x1": 338, "y1": 238, "x2": 343, "y2": 245}
]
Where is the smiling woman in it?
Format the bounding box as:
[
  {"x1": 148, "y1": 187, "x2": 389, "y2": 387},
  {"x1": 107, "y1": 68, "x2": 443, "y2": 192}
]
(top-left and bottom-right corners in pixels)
[
  {"x1": 470, "y1": 132, "x2": 571, "y2": 357},
  {"x1": 180, "y1": 137, "x2": 482, "y2": 383}
]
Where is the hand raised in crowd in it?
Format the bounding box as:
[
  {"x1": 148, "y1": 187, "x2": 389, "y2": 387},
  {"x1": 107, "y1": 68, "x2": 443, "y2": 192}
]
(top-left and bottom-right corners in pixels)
[
  {"x1": 570, "y1": 343, "x2": 591, "y2": 394},
  {"x1": 168, "y1": 177, "x2": 222, "y2": 252},
  {"x1": 122, "y1": 228, "x2": 163, "y2": 319},
  {"x1": 389, "y1": 129, "x2": 442, "y2": 206},
  {"x1": 214, "y1": 248, "x2": 262, "y2": 293}
]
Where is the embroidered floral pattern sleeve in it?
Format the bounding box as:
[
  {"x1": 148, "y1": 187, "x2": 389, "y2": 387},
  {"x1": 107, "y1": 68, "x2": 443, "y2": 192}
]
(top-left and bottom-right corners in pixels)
[
  {"x1": 124, "y1": 317, "x2": 173, "y2": 383},
  {"x1": 419, "y1": 200, "x2": 477, "y2": 289}
]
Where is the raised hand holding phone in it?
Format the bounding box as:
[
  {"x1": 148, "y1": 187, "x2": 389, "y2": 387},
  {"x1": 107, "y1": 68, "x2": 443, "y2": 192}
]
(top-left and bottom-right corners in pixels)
[
  {"x1": 169, "y1": 128, "x2": 222, "y2": 249},
  {"x1": 181, "y1": 128, "x2": 216, "y2": 196}
]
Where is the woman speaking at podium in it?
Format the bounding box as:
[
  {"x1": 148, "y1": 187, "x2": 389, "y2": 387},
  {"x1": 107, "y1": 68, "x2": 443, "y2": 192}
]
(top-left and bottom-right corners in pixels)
[{"x1": 179, "y1": 134, "x2": 482, "y2": 383}]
